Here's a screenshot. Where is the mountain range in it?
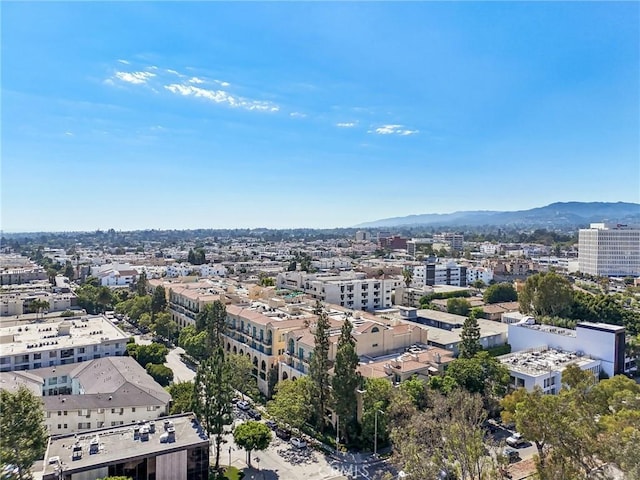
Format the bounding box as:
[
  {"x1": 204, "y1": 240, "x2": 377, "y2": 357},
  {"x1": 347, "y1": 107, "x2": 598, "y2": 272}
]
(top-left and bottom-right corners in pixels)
[{"x1": 354, "y1": 202, "x2": 640, "y2": 229}]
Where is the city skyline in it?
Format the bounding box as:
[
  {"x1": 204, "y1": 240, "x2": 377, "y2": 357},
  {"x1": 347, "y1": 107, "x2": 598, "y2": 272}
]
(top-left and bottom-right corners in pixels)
[{"x1": 2, "y1": 2, "x2": 639, "y2": 232}]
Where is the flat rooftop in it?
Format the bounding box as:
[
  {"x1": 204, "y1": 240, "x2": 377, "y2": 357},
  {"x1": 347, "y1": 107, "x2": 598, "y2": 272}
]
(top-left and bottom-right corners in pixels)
[
  {"x1": 42, "y1": 413, "x2": 208, "y2": 479},
  {"x1": 0, "y1": 315, "x2": 129, "y2": 356},
  {"x1": 512, "y1": 322, "x2": 577, "y2": 338},
  {"x1": 500, "y1": 348, "x2": 596, "y2": 376}
]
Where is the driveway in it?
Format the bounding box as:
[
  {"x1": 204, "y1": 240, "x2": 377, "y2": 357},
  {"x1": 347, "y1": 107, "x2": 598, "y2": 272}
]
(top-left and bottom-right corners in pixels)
[{"x1": 164, "y1": 347, "x2": 197, "y2": 383}]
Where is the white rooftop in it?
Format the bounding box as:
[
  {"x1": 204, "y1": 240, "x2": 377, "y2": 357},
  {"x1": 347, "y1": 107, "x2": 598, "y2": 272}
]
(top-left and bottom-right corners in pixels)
[{"x1": 500, "y1": 347, "x2": 595, "y2": 376}]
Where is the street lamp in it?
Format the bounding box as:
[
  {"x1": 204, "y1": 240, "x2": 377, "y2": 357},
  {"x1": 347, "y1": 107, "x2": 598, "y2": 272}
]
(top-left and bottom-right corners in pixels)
[
  {"x1": 228, "y1": 446, "x2": 234, "y2": 467},
  {"x1": 373, "y1": 409, "x2": 384, "y2": 457}
]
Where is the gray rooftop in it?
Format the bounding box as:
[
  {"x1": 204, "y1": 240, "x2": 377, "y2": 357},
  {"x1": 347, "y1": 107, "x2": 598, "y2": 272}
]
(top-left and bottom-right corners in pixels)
[{"x1": 42, "y1": 413, "x2": 208, "y2": 479}]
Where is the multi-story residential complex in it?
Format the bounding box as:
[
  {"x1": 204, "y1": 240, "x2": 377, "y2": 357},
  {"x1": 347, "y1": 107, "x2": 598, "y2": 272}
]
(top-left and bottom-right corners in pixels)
[
  {"x1": 479, "y1": 243, "x2": 501, "y2": 255},
  {"x1": 380, "y1": 235, "x2": 408, "y2": 250},
  {"x1": 394, "y1": 285, "x2": 434, "y2": 308},
  {"x1": 159, "y1": 279, "x2": 226, "y2": 329},
  {"x1": 406, "y1": 238, "x2": 434, "y2": 258},
  {"x1": 0, "y1": 265, "x2": 48, "y2": 285},
  {"x1": 433, "y1": 232, "x2": 464, "y2": 252},
  {"x1": 355, "y1": 231, "x2": 371, "y2": 242},
  {"x1": 2, "y1": 357, "x2": 171, "y2": 435},
  {"x1": 578, "y1": 223, "x2": 640, "y2": 277},
  {"x1": 508, "y1": 319, "x2": 626, "y2": 377},
  {"x1": 500, "y1": 347, "x2": 601, "y2": 394},
  {"x1": 91, "y1": 263, "x2": 140, "y2": 287},
  {"x1": 0, "y1": 290, "x2": 76, "y2": 317},
  {"x1": 401, "y1": 308, "x2": 509, "y2": 354},
  {"x1": 0, "y1": 315, "x2": 128, "y2": 372},
  {"x1": 224, "y1": 303, "x2": 311, "y2": 395},
  {"x1": 410, "y1": 262, "x2": 468, "y2": 287},
  {"x1": 466, "y1": 266, "x2": 494, "y2": 285},
  {"x1": 310, "y1": 258, "x2": 353, "y2": 271},
  {"x1": 276, "y1": 271, "x2": 392, "y2": 311},
  {"x1": 279, "y1": 308, "x2": 431, "y2": 381},
  {"x1": 41, "y1": 413, "x2": 209, "y2": 480}
]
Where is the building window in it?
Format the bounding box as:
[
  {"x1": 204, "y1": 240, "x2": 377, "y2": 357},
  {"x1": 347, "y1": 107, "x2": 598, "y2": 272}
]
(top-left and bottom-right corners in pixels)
[
  {"x1": 131, "y1": 407, "x2": 136, "y2": 413},
  {"x1": 372, "y1": 343, "x2": 379, "y2": 347}
]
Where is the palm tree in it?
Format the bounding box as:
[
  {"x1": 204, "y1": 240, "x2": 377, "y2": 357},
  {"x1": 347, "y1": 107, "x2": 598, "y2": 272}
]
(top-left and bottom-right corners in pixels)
[{"x1": 402, "y1": 268, "x2": 413, "y2": 287}]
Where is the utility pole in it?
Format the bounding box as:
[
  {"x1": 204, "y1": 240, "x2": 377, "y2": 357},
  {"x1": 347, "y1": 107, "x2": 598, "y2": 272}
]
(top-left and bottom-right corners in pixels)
[{"x1": 374, "y1": 409, "x2": 384, "y2": 457}]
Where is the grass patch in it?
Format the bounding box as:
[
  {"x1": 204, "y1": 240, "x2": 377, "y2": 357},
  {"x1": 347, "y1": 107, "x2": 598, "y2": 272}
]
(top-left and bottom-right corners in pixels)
[{"x1": 220, "y1": 466, "x2": 244, "y2": 480}]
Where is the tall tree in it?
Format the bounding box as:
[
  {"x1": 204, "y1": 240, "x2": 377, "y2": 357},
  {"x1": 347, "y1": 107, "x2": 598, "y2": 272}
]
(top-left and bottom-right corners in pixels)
[
  {"x1": 193, "y1": 350, "x2": 233, "y2": 471},
  {"x1": 402, "y1": 268, "x2": 413, "y2": 287},
  {"x1": 151, "y1": 285, "x2": 167, "y2": 316},
  {"x1": 361, "y1": 377, "x2": 394, "y2": 450},
  {"x1": 332, "y1": 317, "x2": 361, "y2": 442},
  {"x1": 519, "y1": 272, "x2": 573, "y2": 317},
  {"x1": 227, "y1": 353, "x2": 259, "y2": 400},
  {"x1": 167, "y1": 381, "x2": 194, "y2": 414},
  {"x1": 308, "y1": 302, "x2": 331, "y2": 432},
  {"x1": 136, "y1": 271, "x2": 148, "y2": 296},
  {"x1": 233, "y1": 421, "x2": 271, "y2": 468},
  {"x1": 458, "y1": 316, "x2": 481, "y2": 359},
  {"x1": 153, "y1": 312, "x2": 178, "y2": 342},
  {"x1": 196, "y1": 300, "x2": 227, "y2": 349},
  {"x1": 0, "y1": 386, "x2": 48, "y2": 480}
]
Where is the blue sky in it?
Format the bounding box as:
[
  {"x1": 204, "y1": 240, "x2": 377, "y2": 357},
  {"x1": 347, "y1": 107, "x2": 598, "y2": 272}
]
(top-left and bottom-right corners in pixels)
[{"x1": 2, "y1": 2, "x2": 639, "y2": 232}]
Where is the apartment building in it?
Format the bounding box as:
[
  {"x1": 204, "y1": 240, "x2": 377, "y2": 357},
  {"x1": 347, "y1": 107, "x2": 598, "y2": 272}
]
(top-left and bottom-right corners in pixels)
[
  {"x1": 279, "y1": 308, "x2": 430, "y2": 382},
  {"x1": 276, "y1": 271, "x2": 392, "y2": 311},
  {"x1": 163, "y1": 280, "x2": 225, "y2": 329},
  {"x1": 41, "y1": 413, "x2": 209, "y2": 480},
  {"x1": 1, "y1": 357, "x2": 171, "y2": 436},
  {"x1": 410, "y1": 262, "x2": 468, "y2": 287},
  {"x1": 433, "y1": 233, "x2": 464, "y2": 251},
  {"x1": 224, "y1": 303, "x2": 311, "y2": 395},
  {"x1": 91, "y1": 263, "x2": 140, "y2": 287},
  {"x1": 0, "y1": 290, "x2": 76, "y2": 317},
  {"x1": 0, "y1": 315, "x2": 128, "y2": 372},
  {"x1": 578, "y1": 223, "x2": 640, "y2": 277},
  {"x1": 466, "y1": 266, "x2": 494, "y2": 285}
]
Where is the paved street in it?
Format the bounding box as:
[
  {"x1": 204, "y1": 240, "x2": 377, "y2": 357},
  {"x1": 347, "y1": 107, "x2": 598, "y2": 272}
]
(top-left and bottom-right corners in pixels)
[{"x1": 164, "y1": 346, "x2": 197, "y2": 383}]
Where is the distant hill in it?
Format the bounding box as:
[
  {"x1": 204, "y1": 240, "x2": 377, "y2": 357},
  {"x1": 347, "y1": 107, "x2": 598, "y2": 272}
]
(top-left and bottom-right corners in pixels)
[{"x1": 354, "y1": 202, "x2": 640, "y2": 228}]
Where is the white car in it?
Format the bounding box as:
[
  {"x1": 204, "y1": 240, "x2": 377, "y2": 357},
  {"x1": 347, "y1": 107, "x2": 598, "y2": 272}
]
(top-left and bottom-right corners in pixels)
[
  {"x1": 237, "y1": 400, "x2": 250, "y2": 411},
  {"x1": 506, "y1": 432, "x2": 524, "y2": 447},
  {"x1": 290, "y1": 437, "x2": 307, "y2": 449}
]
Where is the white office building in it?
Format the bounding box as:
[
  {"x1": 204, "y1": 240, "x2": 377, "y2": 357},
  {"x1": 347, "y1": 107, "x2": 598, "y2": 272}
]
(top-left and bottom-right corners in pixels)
[
  {"x1": 500, "y1": 347, "x2": 601, "y2": 394},
  {"x1": 578, "y1": 223, "x2": 640, "y2": 277},
  {"x1": 508, "y1": 320, "x2": 626, "y2": 377}
]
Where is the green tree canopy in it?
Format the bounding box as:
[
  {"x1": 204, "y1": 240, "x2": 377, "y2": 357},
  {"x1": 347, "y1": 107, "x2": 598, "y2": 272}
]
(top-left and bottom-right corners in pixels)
[
  {"x1": 178, "y1": 325, "x2": 208, "y2": 360},
  {"x1": 361, "y1": 377, "x2": 394, "y2": 450},
  {"x1": 266, "y1": 377, "x2": 312, "y2": 432},
  {"x1": 447, "y1": 297, "x2": 471, "y2": 316},
  {"x1": 127, "y1": 342, "x2": 168, "y2": 367},
  {"x1": 167, "y1": 381, "x2": 194, "y2": 415},
  {"x1": 519, "y1": 272, "x2": 573, "y2": 317},
  {"x1": 227, "y1": 353, "x2": 259, "y2": 400},
  {"x1": 483, "y1": 282, "x2": 518, "y2": 304},
  {"x1": 151, "y1": 285, "x2": 167, "y2": 315},
  {"x1": 233, "y1": 421, "x2": 271, "y2": 467},
  {"x1": 0, "y1": 386, "x2": 48, "y2": 480},
  {"x1": 146, "y1": 363, "x2": 173, "y2": 387}
]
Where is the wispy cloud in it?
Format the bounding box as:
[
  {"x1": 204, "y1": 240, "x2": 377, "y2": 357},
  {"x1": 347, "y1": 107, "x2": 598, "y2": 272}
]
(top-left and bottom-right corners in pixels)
[
  {"x1": 117, "y1": 59, "x2": 130, "y2": 65},
  {"x1": 167, "y1": 69, "x2": 181, "y2": 76},
  {"x1": 164, "y1": 83, "x2": 279, "y2": 112},
  {"x1": 336, "y1": 122, "x2": 357, "y2": 128},
  {"x1": 64, "y1": 131, "x2": 74, "y2": 136},
  {"x1": 290, "y1": 112, "x2": 307, "y2": 118},
  {"x1": 370, "y1": 124, "x2": 419, "y2": 136},
  {"x1": 114, "y1": 71, "x2": 156, "y2": 85},
  {"x1": 189, "y1": 77, "x2": 204, "y2": 84},
  {"x1": 214, "y1": 80, "x2": 231, "y2": 87}
]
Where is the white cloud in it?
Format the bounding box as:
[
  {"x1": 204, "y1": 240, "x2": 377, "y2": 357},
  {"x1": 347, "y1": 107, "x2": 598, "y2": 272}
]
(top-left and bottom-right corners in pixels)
[
  {"x1": 166, "y1": 69, "x2": 180, "y2": 75},
  {"x1": 215, "y1": 80, "x2": 231, "y2": 87},
  {"x1": 114, "y1": 71, "x2": 156, "y2": 84},
  {"x1": 370, "y1": 124, "x2": 419, "y2": 136},
  {"x1": 164, "y1": 83, "x2": 279, "y2": 112},
  {"x1": 336, "y1": 122, "x2": 356, "y2": 128},
  {"x1": 189, "y1": 77, "x2": 205, "y2": 84},
  {"x1": 117, "y1": 59, "x2": 130, "y2": 65},
  {"x1": 64, "y1": 131, "x2": 74, "y2": 136},
  {"x1": 290, "y1": 112, "x2": 307, "y2": 118}
]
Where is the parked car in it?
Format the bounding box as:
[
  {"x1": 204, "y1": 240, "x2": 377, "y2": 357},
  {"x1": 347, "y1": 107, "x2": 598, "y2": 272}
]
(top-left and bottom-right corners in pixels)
[
  {"x1": 231, "y1": 397, "x2": 239, "y2": 405},
  {"x1": 276, "y1": 428, "x2": 292, "y2": 441},
  {"x1": 237, "y1": 400, "x2": 250, "y2": 411},
  {"x1": 290, "y1": 437, "x2": 307, "y2": 449},
  {"x1": 503, "y1": 447, "x2": 521, "y2": 463},
  {"x1": 248, "y1": 409, "x2": 262, "y2": 420},
  {"x1": 265, "y1": 420, "x2": 277, "y2": 430},
  {"x1": 506, "y1": 432, "x2": 524, "y2": 447}
]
